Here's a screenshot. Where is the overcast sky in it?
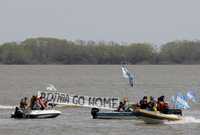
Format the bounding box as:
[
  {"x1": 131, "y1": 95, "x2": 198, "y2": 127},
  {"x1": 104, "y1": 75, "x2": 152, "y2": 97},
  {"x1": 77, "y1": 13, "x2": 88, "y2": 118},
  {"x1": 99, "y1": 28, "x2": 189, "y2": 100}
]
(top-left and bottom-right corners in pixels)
[{"x1": 0, "y1": 0, "x2": 199, "y2": 45}]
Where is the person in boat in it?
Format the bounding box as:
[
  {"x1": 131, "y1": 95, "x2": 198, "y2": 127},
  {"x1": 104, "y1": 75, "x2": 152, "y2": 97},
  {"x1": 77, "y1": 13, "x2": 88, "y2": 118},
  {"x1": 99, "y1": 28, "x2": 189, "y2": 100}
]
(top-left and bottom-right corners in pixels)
[
  {"x1": 157, "y1": 95, "x2": 169, "y2": 113},
  {"x1": 117, "y1": 101, "x2": 125, "y2": 112},
  {"x1": 157, "y1": 96, "x2": 165, "y2": 111},
  {"x1": 123, "y1": 97, "x2": 130, "y2": 111},
  {"x1": 147, "y1": 96, "x2": 157, "y2": 111},
  {"x1": 117, "y1": 97, "x2": 129, "y2": 112},
  {"x1": 19, "y1": 97, "x2": 29, "y2": 109},
  {"x1": 139, "y1": 96, "x2": 148, "y2": 109},
  {"x1": 30, "y1": 95, "x2": 41, "y2": 110},
  {"x1": 37, "y1": 96, "x2": 48, "y2": 110}
]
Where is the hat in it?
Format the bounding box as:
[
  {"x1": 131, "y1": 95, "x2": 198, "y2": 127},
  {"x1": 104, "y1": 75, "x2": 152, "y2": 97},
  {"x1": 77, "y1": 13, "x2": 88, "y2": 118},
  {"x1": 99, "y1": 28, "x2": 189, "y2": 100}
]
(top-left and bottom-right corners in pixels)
[{"x1": 143, "y1": 96, "x2": 147, "y2": 99}]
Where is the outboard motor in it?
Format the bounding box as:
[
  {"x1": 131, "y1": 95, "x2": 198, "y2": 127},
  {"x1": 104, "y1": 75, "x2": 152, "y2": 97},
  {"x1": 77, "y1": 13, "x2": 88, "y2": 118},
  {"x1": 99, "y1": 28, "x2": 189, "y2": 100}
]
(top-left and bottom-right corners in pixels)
[
  {"x1": 12, "y1": 107, "x2": 25, "y2": 118},
  {"x1": 91, "y1": 108, "x2": 99, "y2": 119}
]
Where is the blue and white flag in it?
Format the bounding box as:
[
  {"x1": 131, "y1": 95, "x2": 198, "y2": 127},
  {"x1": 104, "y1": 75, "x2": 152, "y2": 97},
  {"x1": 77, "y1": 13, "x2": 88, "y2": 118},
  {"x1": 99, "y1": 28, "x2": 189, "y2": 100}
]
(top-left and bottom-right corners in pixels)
[
  {"x1": 121, "y1": 64, "x2": 135, "y2": 87},
  {"x1": 186, "y1": 90, "x2": 198, "y2": 103},
  {"x1": 176, "y1": 95, "x2": 190, "y2": 109},
  {"x1": 121, "y1": 65, "x2": 129, "y2": 79},
  {"x1": 171, "y1": 93, "x2": 190, "y2": 110}
]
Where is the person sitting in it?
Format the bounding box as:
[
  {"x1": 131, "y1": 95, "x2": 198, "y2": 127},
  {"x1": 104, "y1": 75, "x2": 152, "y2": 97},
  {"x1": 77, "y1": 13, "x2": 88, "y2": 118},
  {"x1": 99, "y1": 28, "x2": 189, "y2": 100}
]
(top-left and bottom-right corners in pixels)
[
  {"x1": 30, "y1": 95, "x2": 41, "y2": 110},
  {"x1": 37, "y1": 96, "x2": 47, "y2": 110},
  {"x1": 157, "y1": 95, "x2": 169, "y2": 114},
  {"x1": 157, "y1": 96, "x2": 165, "y2": 111},
  {"x1": 117, "y1": 97, "x2": 129, "y2": 112},
  {"x1": 139, "y1": 96, "x2": 148, "y2": 109},
  {"x1": 19, "y1": 97, "x2": 29, "y2": 110},
  {"x1": 117, "y1": 101, "x2": 125, "y2": 112},
  {"x1": 147, "y1": 96, "x2": 157, "y2": 111},
  {"x1": 124, "y1": 97, "x2": 129, "y2": 108}
]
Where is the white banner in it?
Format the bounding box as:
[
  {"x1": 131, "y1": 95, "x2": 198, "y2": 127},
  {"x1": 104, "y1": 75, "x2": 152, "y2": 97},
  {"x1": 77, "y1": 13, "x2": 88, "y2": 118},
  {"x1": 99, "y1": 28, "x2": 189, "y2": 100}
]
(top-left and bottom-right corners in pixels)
[{"x1": 38, "y1": 91, "x2": 119, "y2": 110}]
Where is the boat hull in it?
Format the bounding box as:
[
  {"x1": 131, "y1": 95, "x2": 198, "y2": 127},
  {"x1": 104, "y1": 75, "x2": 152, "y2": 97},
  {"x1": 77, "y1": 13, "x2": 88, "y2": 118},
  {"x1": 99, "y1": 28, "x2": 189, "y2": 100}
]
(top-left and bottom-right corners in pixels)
[
  {"x1": 91, "y1": 108, "x2": 139, "y2": 119},
  {"x1": 11, "y1": 107, "x2": 61, "y2": 119},
  {"x1": 136, "y1": 109, "x2": 182, "y2": 124}
]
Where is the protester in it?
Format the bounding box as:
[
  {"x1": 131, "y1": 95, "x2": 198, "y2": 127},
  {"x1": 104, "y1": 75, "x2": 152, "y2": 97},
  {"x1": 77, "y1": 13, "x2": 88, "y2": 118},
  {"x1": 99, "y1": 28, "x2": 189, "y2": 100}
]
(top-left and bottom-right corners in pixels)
[
  {"x1": 117, "y1": 101, "x2": 125, "y2": 112},
  {"x1": 117, "y1": 97, "x2": 129, "y2": 112},
  {"x1": 19, "y1": 97, "x2": 29, "y2": 109},
  {"x1": 37, "y1": 96, "x2": 47, "y2": 110},
  {"x1": 139, "y1": 96, "x2": 148, "y2": 109},
  {"x1": 30, "y1": 95, "x2": 41, "y2": 110},
  {"x1": 157, "y1": 96, "x2": 165, "y2": 111},
  {"x1": 147, "y1": 96, "x2": 157, "y2": 111},
  {"x1": 157, "y1": 95, "x2": 169, "y2": 113}
]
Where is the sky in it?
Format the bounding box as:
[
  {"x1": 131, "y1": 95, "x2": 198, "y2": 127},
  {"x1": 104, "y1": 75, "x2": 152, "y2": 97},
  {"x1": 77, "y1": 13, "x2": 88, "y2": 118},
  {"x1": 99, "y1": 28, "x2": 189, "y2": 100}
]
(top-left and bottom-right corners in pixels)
[{"x1": 0, "y1": 0, "x2": 200, "y2": 45}]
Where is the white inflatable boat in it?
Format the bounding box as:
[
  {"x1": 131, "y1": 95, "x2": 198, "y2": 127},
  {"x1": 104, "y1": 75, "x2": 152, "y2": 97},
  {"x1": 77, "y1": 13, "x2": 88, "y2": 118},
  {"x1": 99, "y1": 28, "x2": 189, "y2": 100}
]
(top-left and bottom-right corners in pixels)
[{"x1": 11, "y1": 107, "x2": 61, "y2": 119}]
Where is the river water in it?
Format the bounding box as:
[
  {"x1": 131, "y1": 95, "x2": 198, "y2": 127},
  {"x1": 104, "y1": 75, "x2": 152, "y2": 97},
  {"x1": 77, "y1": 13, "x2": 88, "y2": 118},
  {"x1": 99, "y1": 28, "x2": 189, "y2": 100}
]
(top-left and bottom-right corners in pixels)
[{"x1": 0, "y1": 65, "x2": 200, "y2": 135}]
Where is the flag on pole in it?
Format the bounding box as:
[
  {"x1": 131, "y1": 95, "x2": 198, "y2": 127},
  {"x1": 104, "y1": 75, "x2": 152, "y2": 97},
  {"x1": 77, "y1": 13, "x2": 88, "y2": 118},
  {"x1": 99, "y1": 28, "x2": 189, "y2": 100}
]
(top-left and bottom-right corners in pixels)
[
  {"x1": 171, "y1": 92, "x2": 190, "y2": 109},
  {"x1": 121, "y1": 64, "x2": 135, "y2": 87},
  {"x1": 186, "y1": 90, "x2": 198, "y2": 103}
]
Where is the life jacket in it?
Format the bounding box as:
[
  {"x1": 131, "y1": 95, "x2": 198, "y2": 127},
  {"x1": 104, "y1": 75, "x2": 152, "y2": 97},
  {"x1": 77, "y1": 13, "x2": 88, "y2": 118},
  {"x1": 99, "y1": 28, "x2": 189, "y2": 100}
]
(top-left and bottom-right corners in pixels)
[
  {"x1": 157, "y1": 101, "x2": 165, "y2": 111},
  {"x1": 163, "y1": 102, "x2": 169, "y2": 110},
  {"x1": 153, "y1": 104, "x2": 157, "y2": 111},
  {"x1": 147, "y1": 100, "x2": 157, "y2": 111}
]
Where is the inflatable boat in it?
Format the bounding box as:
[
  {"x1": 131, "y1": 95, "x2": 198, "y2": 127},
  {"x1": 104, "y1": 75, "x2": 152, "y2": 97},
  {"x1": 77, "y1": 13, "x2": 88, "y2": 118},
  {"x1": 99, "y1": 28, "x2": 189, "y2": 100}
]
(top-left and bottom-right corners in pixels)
[
  {"x1": 11, "y1": 107, "x2": 61, "y2": 119},
  {"x1": 135, "y1": 109, "x2": 182, "y2": 124},
  {"x1": 91, "y1": 108, "x2": 140, "y2": 119}
]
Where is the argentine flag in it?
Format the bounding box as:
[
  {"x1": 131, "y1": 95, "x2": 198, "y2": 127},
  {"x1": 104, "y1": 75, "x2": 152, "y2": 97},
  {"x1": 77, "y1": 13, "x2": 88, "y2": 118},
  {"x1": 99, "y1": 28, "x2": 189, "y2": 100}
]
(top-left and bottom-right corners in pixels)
[
  {"x1": 186, "y1": 91, "x2": 198, "y2": 103},
  {"x1": 171, "y1": 93, "x2": 190, "y2": 109},
  {"x1": 121, "y1": 64, "x2": 135, "y2": 87}
]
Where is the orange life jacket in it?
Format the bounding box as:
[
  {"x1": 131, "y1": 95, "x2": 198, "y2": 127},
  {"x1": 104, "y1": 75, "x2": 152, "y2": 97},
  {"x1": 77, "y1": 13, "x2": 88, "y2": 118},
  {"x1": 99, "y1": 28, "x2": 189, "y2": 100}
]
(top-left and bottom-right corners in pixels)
[
  {"x1": 157, "y1": 101, "x2": 165, "y2": 111},
  {"x1": 163, "y1": 102, "x2": 169, "y2": 109}
]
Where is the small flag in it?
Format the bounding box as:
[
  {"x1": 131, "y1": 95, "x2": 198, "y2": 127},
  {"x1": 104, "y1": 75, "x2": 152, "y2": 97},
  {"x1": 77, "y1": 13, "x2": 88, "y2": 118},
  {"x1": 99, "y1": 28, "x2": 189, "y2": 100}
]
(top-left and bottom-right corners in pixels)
[{"x1": 121, "y1": 64, "x2": 135, "y2": 87}]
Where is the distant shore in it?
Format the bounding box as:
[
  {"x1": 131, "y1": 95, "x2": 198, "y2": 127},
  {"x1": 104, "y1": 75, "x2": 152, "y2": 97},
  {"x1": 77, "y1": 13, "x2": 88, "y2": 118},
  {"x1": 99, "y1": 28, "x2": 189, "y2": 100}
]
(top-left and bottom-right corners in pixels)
[{"x1": 0, "y1": 37, "x2": 200, "y2": 65}]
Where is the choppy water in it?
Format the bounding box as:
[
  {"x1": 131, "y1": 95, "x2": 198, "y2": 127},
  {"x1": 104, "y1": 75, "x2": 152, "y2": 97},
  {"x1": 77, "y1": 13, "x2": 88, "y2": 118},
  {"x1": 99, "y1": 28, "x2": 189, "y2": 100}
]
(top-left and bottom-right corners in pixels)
[{"x1": 0, "y1": 65, "x2": 200, "y2": 135}]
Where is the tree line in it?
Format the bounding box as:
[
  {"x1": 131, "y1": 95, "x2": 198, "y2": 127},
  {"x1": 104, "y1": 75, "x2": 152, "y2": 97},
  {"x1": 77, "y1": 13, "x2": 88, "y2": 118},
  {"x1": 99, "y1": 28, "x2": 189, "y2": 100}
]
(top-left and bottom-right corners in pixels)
[{"x1": 0, "y1": 37, "x2": 200, "y2": 64}]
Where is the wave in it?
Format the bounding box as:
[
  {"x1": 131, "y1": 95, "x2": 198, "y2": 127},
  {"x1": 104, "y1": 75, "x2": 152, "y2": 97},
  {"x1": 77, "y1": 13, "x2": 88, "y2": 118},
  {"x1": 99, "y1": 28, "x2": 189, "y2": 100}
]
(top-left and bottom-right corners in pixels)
[
  {"x1": 165, "y1": 116, "x2": 200, "y2": 124},
  {"x1": 0, "y1": 105, "x2": 15, "y2": 109}
]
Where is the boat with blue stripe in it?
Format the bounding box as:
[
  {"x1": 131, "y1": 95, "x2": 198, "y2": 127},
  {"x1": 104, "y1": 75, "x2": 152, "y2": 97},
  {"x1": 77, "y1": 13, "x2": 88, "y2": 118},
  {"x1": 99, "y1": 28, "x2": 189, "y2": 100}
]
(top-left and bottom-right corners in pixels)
[{"x1": 91, "y1": 108, "x2": 140, "y2": 119}]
